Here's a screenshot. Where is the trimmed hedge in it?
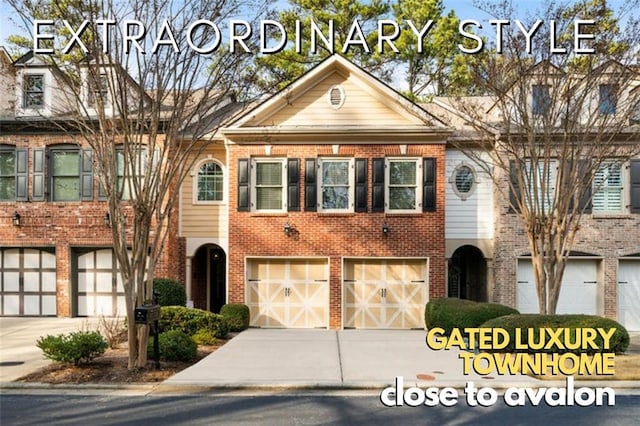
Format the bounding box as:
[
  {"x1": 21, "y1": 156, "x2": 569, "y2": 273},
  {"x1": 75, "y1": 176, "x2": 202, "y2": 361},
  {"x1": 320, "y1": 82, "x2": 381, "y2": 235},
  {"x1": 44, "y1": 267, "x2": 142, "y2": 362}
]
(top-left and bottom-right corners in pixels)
[
  {"x1": 147, "y1": 330, "x2": 197, "y2": 361},
  {"x1": 158, "y1": 306, "x2": 229, "y2": 339},
  {"x1": 425, "y1": 298, "x2": 519, "y2": 335},
  {"x1": 153, "y1": 278, "x2": 187, "y2": 306},
  {"x1": 220, "y1": 303, "x2": 250, "y2": 332},
  {"x1": 37, "y1": 331, "x2": 108, "y2": 366},
  {"x1": 480, "y1": 314, "x2": 629, "y2": 354}
]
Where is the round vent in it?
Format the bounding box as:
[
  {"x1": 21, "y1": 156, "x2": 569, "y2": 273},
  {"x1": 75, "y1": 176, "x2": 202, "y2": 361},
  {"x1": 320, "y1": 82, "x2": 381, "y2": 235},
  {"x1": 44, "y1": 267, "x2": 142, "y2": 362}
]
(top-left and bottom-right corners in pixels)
[{"x1": 328, "y1": 85, "x2": 345, "y2": 109}]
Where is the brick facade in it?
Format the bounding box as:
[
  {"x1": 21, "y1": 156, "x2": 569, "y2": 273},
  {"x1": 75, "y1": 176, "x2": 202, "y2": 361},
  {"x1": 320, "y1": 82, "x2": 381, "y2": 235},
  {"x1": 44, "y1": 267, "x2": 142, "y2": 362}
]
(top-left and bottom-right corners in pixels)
[{"x1": 227, "y1": 143, "x2": 447, "y2": 329}]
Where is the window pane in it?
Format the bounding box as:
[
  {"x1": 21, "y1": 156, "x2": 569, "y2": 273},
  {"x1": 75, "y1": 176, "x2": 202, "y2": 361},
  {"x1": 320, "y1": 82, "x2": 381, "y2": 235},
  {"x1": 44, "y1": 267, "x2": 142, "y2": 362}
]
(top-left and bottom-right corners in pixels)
[
  {"x1": 52, "y1": 151, "x2": 79, "y2": 176},
  {"x1": 455, "y1": 166, "x2": 474, "y2": 194},
  {"x1": 24, "y1": 75, "x2": 44, "y2": 108},
  {"x1": 594, "y1": 163, "x2": 622, "y2": 212},
  {"x1": 322, "y1": 186, "x2": 349, "y2": 209},
  {"x1": 389, "y1": 161, "x2": 416, "y2": 185},
  {"x1": 322, "y1": 161, "x2": 349, "y2": 185},
  {"x1": 532, "y1": 85, "x2": 550, "y2": 116},
  {"x1": 256, "y1": 187, "x2": 282, "y2": 210},
  {"x1": 389, "y1": 187, "x2": 416, "y2": 210},
  {"x1": 0, "y1": 177, "x2": 15, "y2": 200},
  {"x1": 256, "y1": 162, "x2": 282, "y2": 185},
  {"x1": 53, "y1": 176, "x2": 80, "y2": 200},
  {"x1": 197, "y1": 162, "x2": 223, "y2": 201},
  {"x1": 0, "y1": 152, "x2": 15, "y2": 175},
  {"x1": 599, "y1": 85, "x2": 617, "y2": 115}
]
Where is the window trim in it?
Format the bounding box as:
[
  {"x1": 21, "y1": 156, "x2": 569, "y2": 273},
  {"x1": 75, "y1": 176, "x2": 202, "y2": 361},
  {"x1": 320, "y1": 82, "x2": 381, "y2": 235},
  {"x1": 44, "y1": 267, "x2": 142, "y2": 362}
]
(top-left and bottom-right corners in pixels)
[
  {"x1": 317, "y1": 157, "x2": 355, "y2": 213},
  {"x1": 592, "y1": 160, "x2": 625, "y2": 214},
  {"x1": 251, "y1": 157, "x2": 287, "y2": 213},
  {"x1": 192, "y1": 158, "x2": 225, "y2": 205},
  {"x1": 449, "y1": 163, "x2": 477, "y2": 201},
  {"x1": 385, "y1": 157, "x2": 422, "y2": 214}
]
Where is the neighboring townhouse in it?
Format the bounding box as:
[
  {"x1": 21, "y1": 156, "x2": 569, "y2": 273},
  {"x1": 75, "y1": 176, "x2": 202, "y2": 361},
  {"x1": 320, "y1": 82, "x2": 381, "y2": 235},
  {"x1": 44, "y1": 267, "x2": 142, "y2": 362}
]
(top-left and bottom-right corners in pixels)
[
  {"x1": 218, "y1": 55, "x2": 450, "y2": 329},
  {"x1": 0, "y1": 50, "x2": 181, "y2": 317}
]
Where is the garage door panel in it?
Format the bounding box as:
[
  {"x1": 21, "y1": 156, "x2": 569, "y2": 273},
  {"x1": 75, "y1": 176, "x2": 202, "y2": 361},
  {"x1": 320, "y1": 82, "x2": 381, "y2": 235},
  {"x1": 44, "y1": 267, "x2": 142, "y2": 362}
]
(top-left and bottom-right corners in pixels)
[
  {"x1": 4, "y1": 272, "x2": 19, "y2": 291},
  {"x1": 24, "y1": 296, "x2": 40, "y2": 315},
  {"x1": 619, "y1": 260, "x2": 640, "y2": 331},
  {"x1": 3, "y1": 295, "x2": 19, "y2": 315},
  {"x1": 76, "y1": 249, "x2": 125, "y2": 317}
]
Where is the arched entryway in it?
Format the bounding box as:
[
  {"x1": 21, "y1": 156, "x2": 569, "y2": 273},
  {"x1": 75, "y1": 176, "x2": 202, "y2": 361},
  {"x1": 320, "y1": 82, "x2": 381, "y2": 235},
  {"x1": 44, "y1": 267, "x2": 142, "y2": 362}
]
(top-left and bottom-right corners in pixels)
[
  {"x1": 191, "y1": 244, "x2": 226, "y2": 313},
  {"x1": 448, "y1": 245, "x2": 487, "y2": 302}
]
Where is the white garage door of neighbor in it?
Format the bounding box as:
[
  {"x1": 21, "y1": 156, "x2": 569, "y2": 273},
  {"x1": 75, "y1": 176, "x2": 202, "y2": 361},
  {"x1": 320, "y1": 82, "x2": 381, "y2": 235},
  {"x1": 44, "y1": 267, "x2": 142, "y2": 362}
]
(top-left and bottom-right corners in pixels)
[
  {"x1": 344, "y1": 259, "x2": 428, "y2": 329},
  {"x1": 246, "y1": 258, "x2": 329, "y2": 328},
  {"x1": 517, "y1": 259, "x2": 598, "y2": 314},
  {"x1": 618, "y1": 260, "x2": 640, "y2": 331},
  {"x1": 0, "y1": 248, "x2": 56, "y2": 316},
  {"x1": 77, "y1": 249, "x2": 126, "y2": 317}
]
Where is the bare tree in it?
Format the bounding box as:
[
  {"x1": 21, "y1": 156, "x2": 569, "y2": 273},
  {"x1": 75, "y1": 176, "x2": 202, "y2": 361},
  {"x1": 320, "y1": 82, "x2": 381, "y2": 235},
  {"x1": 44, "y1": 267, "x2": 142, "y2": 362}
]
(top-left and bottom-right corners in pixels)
[
  {"x1": 8, "y1": 0, "x2": 265, "y2": 368},
  {"x1": 447, "y1": 0, "x2": 640, "y2": 314}
]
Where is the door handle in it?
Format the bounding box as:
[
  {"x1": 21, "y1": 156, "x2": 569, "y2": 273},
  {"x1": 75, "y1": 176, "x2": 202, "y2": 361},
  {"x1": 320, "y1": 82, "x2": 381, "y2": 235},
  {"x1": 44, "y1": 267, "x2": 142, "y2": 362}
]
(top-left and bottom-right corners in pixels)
[{"x1": 380, "y1": 288, "x2": 387, "y2": 298}]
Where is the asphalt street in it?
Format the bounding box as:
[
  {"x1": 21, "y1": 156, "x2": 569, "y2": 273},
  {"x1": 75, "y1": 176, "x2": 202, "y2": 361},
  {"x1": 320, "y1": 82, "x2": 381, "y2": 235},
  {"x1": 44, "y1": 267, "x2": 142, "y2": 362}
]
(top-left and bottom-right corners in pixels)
[{"x1": 1, "y1": 392, "x2": 639, "y2": 426}]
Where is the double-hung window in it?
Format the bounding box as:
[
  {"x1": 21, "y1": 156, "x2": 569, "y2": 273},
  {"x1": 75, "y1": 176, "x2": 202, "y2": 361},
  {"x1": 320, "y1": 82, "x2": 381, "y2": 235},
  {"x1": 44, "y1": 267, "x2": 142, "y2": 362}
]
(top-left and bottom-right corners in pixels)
[
  {"x1": 318, "y1": 158, "x2": 354, "y2": 212},
  {"x1": 88, "y1": 74, "x2": 108, "y2": 106},
  {"x1": 0, "y1": 149, "x2": 16, "y2": 201},
  {"x1": 252, "y1": 158, "x2": 286, "y2": 212},
  {"x1": 532, "y1": 84, "x2": 551, "y2": 116},
  {"x1": 23, "y1": 74, "x2": 45, "y2": 109},
  {"x1": 117, "y1": 148, "x2": 147, "y2": 201},
  {"x1": 599, "y1": 84, "x2": 618, "y2": 115},
  {"x1": 386, "y1": 158, "x2": 421, "y2": 213},
  {"x1": 593, "y1": 162, "x2": 623, "y2": 213},
  {"x1": 50, "y1": 148, "x2": 81, "y2": 201},
  {"x1": 525, "y1": 160, "x2": 556, "y2": 214}
]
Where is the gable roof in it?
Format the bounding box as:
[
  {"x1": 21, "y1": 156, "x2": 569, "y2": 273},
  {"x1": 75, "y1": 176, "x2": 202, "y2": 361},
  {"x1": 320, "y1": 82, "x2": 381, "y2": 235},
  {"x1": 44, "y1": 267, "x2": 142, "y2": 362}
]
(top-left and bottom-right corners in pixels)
[{"x1": 225, "y1": 55, "x2": 450, "y2": 140}]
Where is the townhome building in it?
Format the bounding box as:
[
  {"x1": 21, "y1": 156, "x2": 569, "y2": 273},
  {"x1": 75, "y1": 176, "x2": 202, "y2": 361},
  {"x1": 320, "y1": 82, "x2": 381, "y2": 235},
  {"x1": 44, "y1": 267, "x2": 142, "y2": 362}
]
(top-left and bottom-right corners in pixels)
[{"x1": 2, "y1": 49, "x2": 639, "y2": 332}]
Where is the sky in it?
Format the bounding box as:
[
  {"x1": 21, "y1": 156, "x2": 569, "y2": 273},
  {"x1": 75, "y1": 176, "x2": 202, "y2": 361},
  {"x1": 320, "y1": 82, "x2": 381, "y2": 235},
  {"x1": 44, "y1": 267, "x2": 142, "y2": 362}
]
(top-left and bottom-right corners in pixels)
[{"x1": 0, "y1": 0, "x2": 634, "y2": 54}]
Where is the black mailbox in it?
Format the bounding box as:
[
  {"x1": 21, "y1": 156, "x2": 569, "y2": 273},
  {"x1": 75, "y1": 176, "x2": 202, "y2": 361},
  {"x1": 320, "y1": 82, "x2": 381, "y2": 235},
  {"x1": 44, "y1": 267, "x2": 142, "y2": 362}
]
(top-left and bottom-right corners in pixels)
[{"x1": 134, "y1": 304, "x2": 160, "y2": 324}]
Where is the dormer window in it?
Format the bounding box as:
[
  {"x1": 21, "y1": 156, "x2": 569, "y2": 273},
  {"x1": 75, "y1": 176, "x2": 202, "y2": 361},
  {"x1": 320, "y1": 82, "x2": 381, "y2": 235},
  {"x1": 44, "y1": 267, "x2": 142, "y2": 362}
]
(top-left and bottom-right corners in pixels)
[
  {"x1": 532, "y1": 84, "x2": 550, "y2": 116},
  {"x1": 23, "y1": 74, "x2": 44, "y2": 109},
  {"x1": 88, "y1": 74, "x2": 108, "y2": 106}
]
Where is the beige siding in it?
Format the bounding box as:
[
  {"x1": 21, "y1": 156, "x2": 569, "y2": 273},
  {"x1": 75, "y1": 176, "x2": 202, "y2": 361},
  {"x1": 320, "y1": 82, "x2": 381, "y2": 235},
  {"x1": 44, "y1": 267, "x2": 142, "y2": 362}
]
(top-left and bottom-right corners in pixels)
[
  {"x1": 261, "y1": 72, "x2": 424, "y2": 127},
  {"x1": 180, "y1": 145, "x2": 228, "y2": 239}
]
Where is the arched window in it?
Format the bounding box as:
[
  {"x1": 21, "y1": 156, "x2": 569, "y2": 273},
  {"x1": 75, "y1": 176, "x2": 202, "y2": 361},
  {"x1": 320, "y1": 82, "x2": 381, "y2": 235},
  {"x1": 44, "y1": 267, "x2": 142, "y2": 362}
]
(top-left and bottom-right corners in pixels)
[{"x1": 196, "y1": 161, "x2": 223, "y2": 202}]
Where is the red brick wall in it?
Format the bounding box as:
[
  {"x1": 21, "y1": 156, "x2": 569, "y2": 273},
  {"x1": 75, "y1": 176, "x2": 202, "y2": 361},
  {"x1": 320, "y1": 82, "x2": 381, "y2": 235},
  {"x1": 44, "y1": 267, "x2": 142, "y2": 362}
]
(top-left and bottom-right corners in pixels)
[
  {"x1": 0, "y1": 133, "x2": 181, "y2": 316},
  {"x1": 227, "y1": 143, "x2": 447, "y2": 328}
]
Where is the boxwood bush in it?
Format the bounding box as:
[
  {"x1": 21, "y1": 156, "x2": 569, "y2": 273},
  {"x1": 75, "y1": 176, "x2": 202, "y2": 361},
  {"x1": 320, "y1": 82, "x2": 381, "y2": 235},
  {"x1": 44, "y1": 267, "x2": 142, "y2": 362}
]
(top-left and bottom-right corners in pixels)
[
  {"x1": 153, "y1": 278, "x2": 187, "y2": 306},
  {"x1": 220, "y1": 303, "x2": 250, "y2": 332},
  {"x1": 424, "y1": 298, "x2": 519, "y2": 335},
  {"x1": 158, "y1": 306, "x2": 229, "y2": 339},
  {"x1": 480, "y1": 314, "x2": 629, "y2": 354},
  {"x1": 147, "y1": 330, "x2": 197, "y2": 361},
  {"x1": 37, "y1": 331, "x2": 108, "y2": 366}
]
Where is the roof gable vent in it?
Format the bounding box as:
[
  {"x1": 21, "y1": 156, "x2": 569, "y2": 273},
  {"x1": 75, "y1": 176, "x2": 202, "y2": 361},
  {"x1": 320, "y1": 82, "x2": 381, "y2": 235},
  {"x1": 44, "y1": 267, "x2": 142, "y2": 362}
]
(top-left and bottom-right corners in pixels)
[{"x1": 328, "y1": 85, "x2": 345, "y2": 109}]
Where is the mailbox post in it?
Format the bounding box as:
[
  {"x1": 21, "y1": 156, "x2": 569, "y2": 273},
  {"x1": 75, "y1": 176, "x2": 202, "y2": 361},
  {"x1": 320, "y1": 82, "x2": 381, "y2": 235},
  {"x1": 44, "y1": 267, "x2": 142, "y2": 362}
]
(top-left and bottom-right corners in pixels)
[{"x1": 134, "y1": 292, "x2": 161, "y2": 369}]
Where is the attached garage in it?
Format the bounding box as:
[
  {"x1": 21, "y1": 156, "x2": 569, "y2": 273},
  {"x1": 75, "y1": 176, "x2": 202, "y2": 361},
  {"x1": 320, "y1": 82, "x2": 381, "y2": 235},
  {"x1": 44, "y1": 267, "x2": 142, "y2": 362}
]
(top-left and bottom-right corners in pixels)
[
  {"x1": 246, "y1": 258, "x2": 329, "y2": 328},
  {"x1": 75, "y1": 249, "x2": 126, "y2": 317},
  {"x1": 517, "y1": 259, "x2": 599, "y2": 314},
  {"x1": 343, "y1": 258, "x2": 428, "y2": 329},
  {"x1": 618, "y1": 259, "x2": 640, "y2": 331},
  {"x1": 0, "y1": 248, "x2": 56, "y2": 316}
]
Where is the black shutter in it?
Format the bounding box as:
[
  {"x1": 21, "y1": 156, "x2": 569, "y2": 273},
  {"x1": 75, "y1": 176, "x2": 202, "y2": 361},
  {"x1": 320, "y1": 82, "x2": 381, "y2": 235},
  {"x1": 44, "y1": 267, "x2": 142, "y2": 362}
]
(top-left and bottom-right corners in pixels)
[
  {"x1": 15, "y1": 148, "x2": 28, "y2": 201},
  {"x1": 372, "y1": 158, "x2": 385, "y2": 212},
  {"x1": 578, "y1": 159, "x2": 592, "y2": 214},
  {"x1": 631, "y1": 159, "x2": 640, "y2": 214},
  {"x1": 32, "y1": 148, "x2": 45, "y2": 201},
  {"x1": 509, "y1": 160, "x2": 520, "y2": 213},
  {"x1": 305, "y1": 158, "x2": 317, "y2": 211},
  {"x1": 237, "y1": 158, "x2": 250, "y2": 212},
  {"x1": 81, "y1": 149, "x2": 93, "y2": 201},
  {"x1": 355, "y1": 158, "x2": 367, "y2": 212},
  {"x1": 423, "y1": 157, "x2": 436, "y2": 212},
  {"x1": 287, "y1": 158, "x2": 300, "y2": 212}
]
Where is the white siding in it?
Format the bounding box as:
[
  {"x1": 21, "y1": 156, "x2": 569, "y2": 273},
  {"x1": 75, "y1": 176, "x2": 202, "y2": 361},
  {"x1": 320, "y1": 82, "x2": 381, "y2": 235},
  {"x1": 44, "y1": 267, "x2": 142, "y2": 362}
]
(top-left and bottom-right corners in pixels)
[{"x1": 445, "y1": 149, "x2": 494, "y2": 239}]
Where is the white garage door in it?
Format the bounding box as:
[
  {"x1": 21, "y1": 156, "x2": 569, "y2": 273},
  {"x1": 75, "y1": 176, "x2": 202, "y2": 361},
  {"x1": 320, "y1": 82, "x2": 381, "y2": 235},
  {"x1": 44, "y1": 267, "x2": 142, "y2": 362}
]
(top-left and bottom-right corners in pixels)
[
  {"x1": 618, "y1": 260, "x2": 640, "y2": 331},
  {"x1": 246, "y1": 258, "x2": 329, "y2": 328},
  {"x1": 0, "y1": 248, "x2": 56, "y2": 316},
  {"x1": 344, "y1": 258, "x2": 428, "y2": 329},
  {"x1": 77, "y1": 249, "x2": 126, "y2": 317},
  {"x1": 517, "y1": 259, "x2": 598, "y2": 314}
]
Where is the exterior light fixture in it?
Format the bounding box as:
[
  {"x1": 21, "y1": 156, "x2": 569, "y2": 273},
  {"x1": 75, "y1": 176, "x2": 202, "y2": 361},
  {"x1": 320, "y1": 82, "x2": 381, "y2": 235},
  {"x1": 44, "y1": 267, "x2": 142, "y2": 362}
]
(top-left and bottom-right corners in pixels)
[
  {"x1": 104, "y1": 212, "x2": 111, "y2": 227},
  {"x1": 382, "y1": 223, "x2": 389, "y2": 235},
  {"x1": 284, "y1": 221, "x2": 292, "y2": 236},
  {"x1": 12, "y1": 212, "x2": 21, "y2": 226}
]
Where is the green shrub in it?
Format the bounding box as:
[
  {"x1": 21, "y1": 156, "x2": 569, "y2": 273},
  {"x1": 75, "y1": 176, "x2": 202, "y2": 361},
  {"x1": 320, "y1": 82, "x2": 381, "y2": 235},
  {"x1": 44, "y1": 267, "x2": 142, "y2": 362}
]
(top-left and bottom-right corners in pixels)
[
  {"x1": 192, "y1": 329, "x2": 217, "y2": 345},
  {"x1": 37, "y1": 331, "x2": 108, "y2": 366},
  {"x1": 158, "y1": 306, "x2": 229, "y2": 339},
  {"x1": 153, "y1": 278, "x2": 187, "y2": 306},
  {"x1": 424, "y1": 298, "x2": 519, "y2": 335},
  {"x1": 220, "y1": 303, "x2": 250, "y2": 332},
  {"x1": 148, "y1": 330, "x2": 197, "y2": 362},
  {"x1": 480, "y1": 314, "x2": 629, "y2": 354}
]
